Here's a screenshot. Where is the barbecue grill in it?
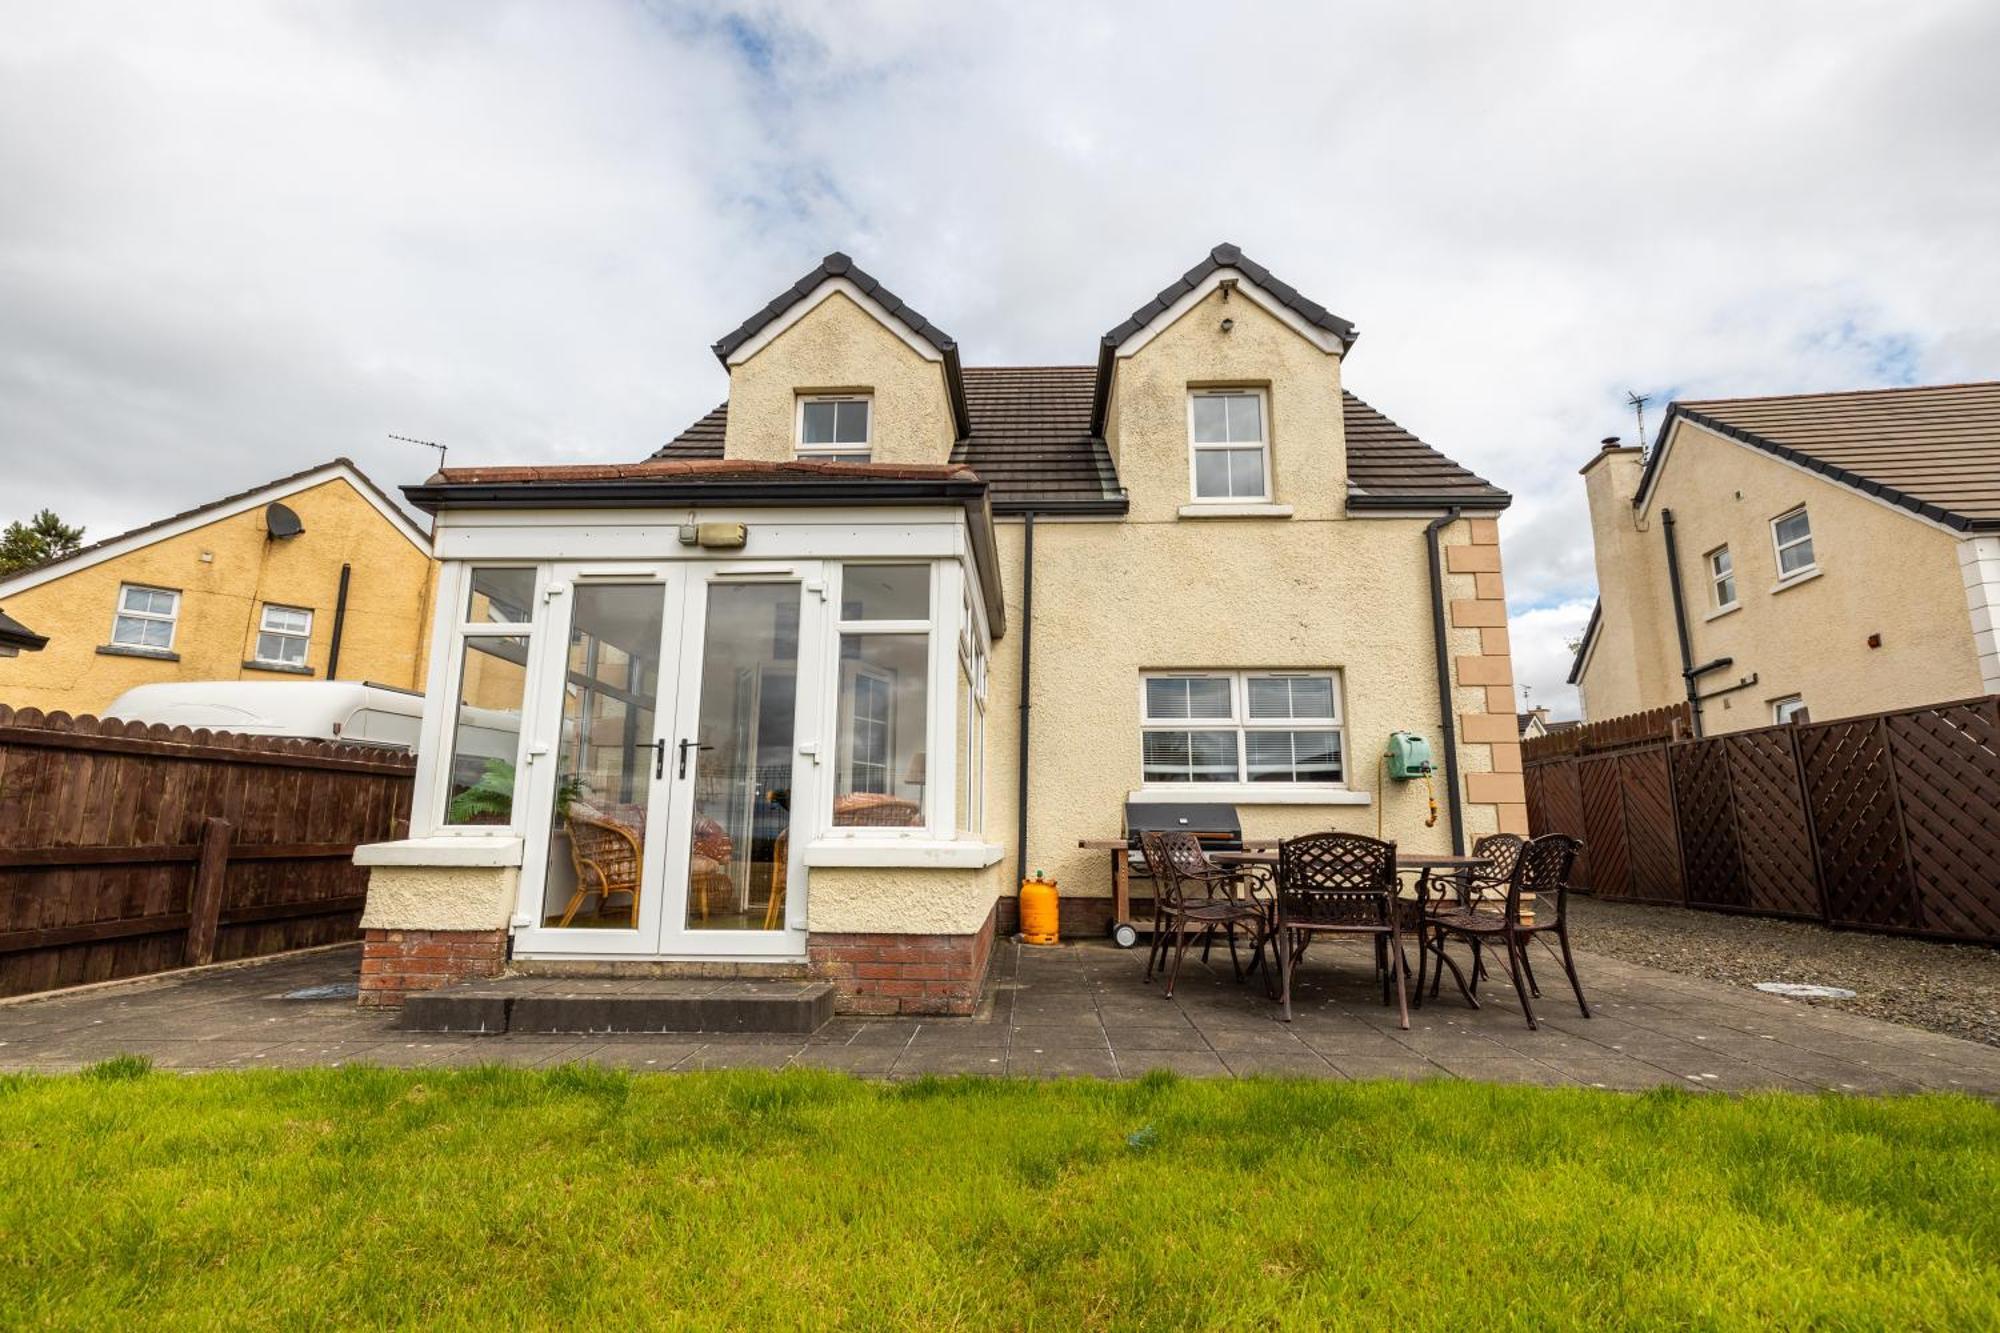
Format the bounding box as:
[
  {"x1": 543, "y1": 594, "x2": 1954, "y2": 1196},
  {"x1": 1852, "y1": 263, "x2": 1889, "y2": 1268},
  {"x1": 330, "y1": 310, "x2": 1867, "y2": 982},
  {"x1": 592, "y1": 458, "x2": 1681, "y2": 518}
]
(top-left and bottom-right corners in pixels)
[{"x1": 1112, "y1": 801, "x2": 1244, "y2": 948}]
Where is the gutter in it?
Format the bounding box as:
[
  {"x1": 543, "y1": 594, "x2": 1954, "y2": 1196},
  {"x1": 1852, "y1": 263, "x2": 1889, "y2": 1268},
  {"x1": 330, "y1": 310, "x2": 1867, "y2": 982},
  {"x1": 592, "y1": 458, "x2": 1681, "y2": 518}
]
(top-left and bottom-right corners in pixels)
[
  {"x1": 1424, "y1": 508, "x2": 1467, "y2": 855},
  {"x1": 1660, "y1": 508, "x2": 1732, "y2": 737},
  {"x1": 1014, "y1": 512, "x2": 1036, "y2": 898}
]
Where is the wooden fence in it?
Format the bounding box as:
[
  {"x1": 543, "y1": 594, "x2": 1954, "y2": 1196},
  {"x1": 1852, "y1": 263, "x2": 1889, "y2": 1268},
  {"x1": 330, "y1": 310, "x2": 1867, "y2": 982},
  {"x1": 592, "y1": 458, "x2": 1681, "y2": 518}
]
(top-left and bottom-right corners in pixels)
[
  {"x1": 0, "y1": 705, "x2": 413, "y2": 998},
  {"x1": 1524, "y1": 695, "x2": 2000, "y2": 945}
]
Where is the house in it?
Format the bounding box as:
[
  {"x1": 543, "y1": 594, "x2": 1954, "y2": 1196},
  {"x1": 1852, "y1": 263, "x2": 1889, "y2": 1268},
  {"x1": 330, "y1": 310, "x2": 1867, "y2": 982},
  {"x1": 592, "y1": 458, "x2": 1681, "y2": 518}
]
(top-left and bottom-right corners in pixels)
[
  {"x1": 1516, "y1": 706, "x2": 1579, "y2": 741},
  {"x1": 0, "y1": 460, "x2": 437, "y2": 716},
  {"x1": 1570, "y1": 383, "x2": 2000, "y2": 732},
  {"x1": 353, "y1": 244, "x2": 1519, "y2": 1016}
]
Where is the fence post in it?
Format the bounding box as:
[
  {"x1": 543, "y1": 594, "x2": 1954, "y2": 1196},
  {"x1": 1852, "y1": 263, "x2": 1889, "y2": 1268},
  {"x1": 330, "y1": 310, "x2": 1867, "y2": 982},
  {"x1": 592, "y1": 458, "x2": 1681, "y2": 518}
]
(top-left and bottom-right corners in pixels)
[{"x1": 184, "y1": 818, "x2": 233, "y2": 966}]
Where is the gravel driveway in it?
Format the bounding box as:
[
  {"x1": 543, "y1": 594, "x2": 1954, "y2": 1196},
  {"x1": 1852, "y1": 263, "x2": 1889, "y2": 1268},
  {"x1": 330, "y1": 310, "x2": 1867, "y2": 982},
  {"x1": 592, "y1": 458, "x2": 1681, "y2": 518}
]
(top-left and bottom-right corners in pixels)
[{"x1": 1566, "y1": 895, "x2": 2000, "y2": 1048}]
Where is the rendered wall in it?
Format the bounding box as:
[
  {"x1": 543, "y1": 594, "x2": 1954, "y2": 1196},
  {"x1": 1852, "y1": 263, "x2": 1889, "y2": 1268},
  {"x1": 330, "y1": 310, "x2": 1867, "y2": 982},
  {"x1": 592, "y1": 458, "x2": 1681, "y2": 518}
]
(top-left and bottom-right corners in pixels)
[
  {"x1": 0, "y1": 477, "x2": 436, "y2": 715},
  {"x1": 721, "y1": 290, "x2": 958, "y2": 466}
]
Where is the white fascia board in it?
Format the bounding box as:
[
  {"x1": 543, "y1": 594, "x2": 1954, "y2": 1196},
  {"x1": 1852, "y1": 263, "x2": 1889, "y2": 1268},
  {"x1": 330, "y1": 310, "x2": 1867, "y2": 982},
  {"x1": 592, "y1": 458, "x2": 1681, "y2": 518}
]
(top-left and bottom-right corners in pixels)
[
  {"x1": 430, "y1": 507, "x2": 970, "y2": 562},
  {"x1": 1637, "y1": 419, "x2": 1968, "y2": 538},
  {"x1": 0, "y1": 463, "x2": 432, "y2": 597},
  {"x1": 724, "y1": 277, "x2": 945, "y2": 367},
  {"x1": 1114, "y1": 269, "x2": 1347, "y2": 360}
]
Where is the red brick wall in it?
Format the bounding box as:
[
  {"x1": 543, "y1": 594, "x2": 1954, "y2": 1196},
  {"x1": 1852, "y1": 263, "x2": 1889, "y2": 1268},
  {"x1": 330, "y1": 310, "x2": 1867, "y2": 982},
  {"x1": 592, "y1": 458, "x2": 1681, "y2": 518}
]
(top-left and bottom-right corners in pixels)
[
  {"x1": 357, "y1": 928, "x2": 507, "y2": 1008},
  {"x1": 807, "y1": 905, "x2": 997, "y2": 1016}
]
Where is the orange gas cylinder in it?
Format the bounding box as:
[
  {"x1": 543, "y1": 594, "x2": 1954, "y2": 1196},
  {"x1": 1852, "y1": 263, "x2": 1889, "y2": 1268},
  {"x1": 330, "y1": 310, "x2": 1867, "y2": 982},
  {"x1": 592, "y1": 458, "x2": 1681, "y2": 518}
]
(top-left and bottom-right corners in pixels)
[{"x1": 1019, "y1": 871, "x2": 1060, "y2": 945}]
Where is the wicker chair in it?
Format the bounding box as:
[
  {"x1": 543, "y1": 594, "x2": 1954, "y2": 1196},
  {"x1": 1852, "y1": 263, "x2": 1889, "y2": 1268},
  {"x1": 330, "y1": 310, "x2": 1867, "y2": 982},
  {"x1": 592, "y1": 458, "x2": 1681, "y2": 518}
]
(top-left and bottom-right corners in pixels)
[
  {"x1": 1139, "y1": 829, "x2": 1272, "y2": 998},
  {"x1": 833, "y1": 793, "x2": 924, "y2": 827},
  {"x1": 1272, "y1": 832, "x2": 1407, "y2": 1027},
  {"x1": 1425, "y1": 833, "x2": 1587, "y2": 1030},
  {"x1": 559, "y1": 811, "x2": 643, "y2": 927}
]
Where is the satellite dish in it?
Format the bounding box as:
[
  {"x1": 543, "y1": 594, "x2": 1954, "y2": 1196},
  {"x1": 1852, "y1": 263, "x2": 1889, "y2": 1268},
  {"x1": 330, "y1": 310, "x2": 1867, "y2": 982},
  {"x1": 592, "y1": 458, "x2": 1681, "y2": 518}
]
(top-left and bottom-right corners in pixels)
[{"x1": 265, "y1": 502, "x2": 304, "y2": 540}]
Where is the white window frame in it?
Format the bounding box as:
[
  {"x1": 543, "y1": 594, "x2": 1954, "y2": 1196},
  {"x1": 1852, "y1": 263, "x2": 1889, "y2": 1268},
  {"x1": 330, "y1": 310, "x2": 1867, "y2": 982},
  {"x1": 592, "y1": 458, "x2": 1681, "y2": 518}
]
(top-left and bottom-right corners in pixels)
[
  {"x1": 253, "y1": 603, "x2": 313, "y2": 667},
  {"x1": 1772, "y1": 695, "x2": 1807, "y2": 725},
  {"x1": 1707, "y1": 545, "x2": 1737, "y2": 609},
  {"x1": 110, "y1": 583, "x2": 180, "y2": 651},
  {"x1": 431, "y1": 565, "x2": 542, "y2": 833},
  {"x1": 1138, "y1": 670, "x2": 1346, "y2": 787},
  {"x1": 1771, "y1": 506, "x2": 1816, "y2": 580},
  {"x1": 796, "y1": 393, "x2": 873, "y2": 464},
  {"x1": 1186, "y1": 388, "x2": 1272, "y2": 504},
  {"x1": 824, "y1": 561, "x2": 941, "y2": 838}
]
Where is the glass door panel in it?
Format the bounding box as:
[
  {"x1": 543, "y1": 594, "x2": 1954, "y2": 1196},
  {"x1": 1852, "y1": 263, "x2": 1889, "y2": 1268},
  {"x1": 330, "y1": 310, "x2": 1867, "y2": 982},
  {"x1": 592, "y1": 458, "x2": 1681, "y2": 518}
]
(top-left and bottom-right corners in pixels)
[
  {"x1": 680, "y1": 581, "x2": 802, "y2": 933},
  {"x1": 537, "y1": 583, "x2": 666, "y2": 932}
]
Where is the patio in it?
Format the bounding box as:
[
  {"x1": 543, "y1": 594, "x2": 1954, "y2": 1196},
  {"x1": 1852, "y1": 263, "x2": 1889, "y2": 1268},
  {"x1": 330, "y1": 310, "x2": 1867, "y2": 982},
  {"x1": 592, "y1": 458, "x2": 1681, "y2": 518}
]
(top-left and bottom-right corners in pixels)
[{"x1": 3, "y1": 935, "x2": 1997, "y2": 1094}]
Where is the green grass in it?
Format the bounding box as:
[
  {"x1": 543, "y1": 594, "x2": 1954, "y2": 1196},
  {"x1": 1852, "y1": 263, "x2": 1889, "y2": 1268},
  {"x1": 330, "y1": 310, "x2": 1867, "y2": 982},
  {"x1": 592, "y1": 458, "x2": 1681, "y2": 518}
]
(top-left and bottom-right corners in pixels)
[{"x1": 1, "y1": 1061, "x2": 1995, "y2": 1329}]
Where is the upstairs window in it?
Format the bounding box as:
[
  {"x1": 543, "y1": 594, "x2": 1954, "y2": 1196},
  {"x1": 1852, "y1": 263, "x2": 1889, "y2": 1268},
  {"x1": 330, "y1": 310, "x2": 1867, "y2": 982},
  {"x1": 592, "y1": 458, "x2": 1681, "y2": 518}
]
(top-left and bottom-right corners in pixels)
[
  {"x1": 111, "y1": 584, "x2": 180, "y2": 651},
  {"x1": 1708, "y1": 546, "x2": 1737, "y2": 608},
  {"x1": 254, "y1": 604, "x2": 313, "y2": 667},
  {"x1": 1772, "y1": 507, "x2": 1815, "y2": 579},
  {"x1": 1188, "y1": 390, "x2": 1269, "y2": 501},
  {"x1": 798, "y1": 395, "x2": 872, "y2": 464}
]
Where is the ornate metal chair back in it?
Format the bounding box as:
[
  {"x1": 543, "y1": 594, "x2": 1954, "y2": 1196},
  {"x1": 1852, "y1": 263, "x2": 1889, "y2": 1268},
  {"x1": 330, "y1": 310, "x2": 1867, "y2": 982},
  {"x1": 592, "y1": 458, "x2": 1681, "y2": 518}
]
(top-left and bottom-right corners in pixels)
[
  {"x1": 1509, "y1": 834, "x2": 1582, "y2": 924},
  {"x1": 1467, "y1": 832, "x2": 1526, "y2": 906},
  {"x1": 1275, "y1": 832, "x2": 1398, "y2": 927}
]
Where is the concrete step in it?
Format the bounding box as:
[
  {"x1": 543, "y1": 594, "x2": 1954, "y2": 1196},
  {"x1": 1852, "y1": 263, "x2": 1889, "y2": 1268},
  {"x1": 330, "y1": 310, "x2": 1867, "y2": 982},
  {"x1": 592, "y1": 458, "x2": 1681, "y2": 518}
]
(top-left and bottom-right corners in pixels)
[{"x1": 400, "y1": 977, "x2": 835, "y2": 1035}]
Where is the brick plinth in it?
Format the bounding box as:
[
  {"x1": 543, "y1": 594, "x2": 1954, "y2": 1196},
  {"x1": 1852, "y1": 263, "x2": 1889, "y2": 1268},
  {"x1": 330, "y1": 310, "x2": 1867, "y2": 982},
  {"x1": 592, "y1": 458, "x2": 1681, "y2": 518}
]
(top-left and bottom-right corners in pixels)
[
  {"x1": 358, "y1": 928, "x2": 507, "y2": 1008},
  {"x1": 808, "y1": 905, "x2": 997, "y2": 1016}
]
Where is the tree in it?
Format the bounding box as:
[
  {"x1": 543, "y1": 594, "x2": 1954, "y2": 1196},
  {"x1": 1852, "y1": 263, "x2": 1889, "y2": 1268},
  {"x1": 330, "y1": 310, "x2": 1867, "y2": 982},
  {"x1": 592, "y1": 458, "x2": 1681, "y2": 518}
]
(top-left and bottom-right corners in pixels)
[{"x1": 0, "y1": 510, "x2": 85, "y2": 575}]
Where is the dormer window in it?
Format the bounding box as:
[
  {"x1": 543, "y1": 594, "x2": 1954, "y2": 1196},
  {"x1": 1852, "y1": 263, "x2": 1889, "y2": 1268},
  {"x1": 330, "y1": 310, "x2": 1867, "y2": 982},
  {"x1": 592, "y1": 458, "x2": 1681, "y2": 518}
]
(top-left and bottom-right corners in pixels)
[
  {"x1": 1188, "y1": 389, "x2": 1269, "y2": 502},
  {"x1": 798, "y1": 394, "x2": 872, "y2": 464}
]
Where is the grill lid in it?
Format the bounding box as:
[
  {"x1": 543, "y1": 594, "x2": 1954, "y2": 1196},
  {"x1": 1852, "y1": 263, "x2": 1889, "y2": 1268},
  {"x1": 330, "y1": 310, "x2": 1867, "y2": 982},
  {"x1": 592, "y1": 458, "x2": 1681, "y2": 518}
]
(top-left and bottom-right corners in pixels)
[{"x1": 1123, "y1": 801, "x2": 1243, "y2": 840}]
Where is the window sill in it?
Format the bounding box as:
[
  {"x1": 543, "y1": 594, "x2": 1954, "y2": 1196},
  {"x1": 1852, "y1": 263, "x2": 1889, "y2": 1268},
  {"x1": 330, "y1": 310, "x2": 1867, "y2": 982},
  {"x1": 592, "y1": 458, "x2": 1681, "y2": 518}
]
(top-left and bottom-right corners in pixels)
[
  {"x1": 1129, "y1": 785, "x2": 1371, "y2": 807},
  {"x1": 803, "y1": 838, "x2": 1005, "y2": 869},
  {"x1": 243, "y1": 659, "x2": 315, "y2": 676},
  {"x1": 354, "y1": 835, "x2": 524, "y2": 868},
  {"x1": 1178, "y1": 502, "x2": 1294, "y2": 519},
  {"x1": 1770, "y1": 567, "x2": 1823, "y2": 595},
  {"x1": 1703, "y1": 603, "x2": 1742, "y2": 623},
  {"x1": 96, "y1": 644, "x2": 179, "y2": 662}
]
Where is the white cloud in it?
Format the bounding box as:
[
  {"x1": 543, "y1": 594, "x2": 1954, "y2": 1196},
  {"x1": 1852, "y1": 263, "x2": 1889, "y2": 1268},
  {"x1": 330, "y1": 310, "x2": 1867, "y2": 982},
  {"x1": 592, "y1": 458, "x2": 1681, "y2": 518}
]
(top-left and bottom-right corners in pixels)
[
  {"x1": 2, "y1": 0, "x2": 1995, "y2": 712},
  {"x1": 1508, "y1": 598, "x2": 1597, "y2": 722}
]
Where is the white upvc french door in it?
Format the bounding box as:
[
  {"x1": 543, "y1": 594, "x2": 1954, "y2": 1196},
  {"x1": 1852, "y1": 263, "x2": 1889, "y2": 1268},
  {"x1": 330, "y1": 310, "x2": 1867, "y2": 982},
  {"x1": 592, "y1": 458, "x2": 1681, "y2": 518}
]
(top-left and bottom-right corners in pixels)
[{"x1": 510, "y1": 560, "x2": 821, "y2": 960}]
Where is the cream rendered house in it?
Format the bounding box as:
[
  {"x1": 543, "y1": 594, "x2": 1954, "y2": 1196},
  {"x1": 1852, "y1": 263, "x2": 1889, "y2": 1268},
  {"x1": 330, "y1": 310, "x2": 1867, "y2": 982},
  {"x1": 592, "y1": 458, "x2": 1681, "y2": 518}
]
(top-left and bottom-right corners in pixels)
[
  {"x1": 355, "y1": 245, "x2": 1520, "y2": 1015},
  {"x1": 1571, "y1": 383, "x2": 2000, "y2": 733}
]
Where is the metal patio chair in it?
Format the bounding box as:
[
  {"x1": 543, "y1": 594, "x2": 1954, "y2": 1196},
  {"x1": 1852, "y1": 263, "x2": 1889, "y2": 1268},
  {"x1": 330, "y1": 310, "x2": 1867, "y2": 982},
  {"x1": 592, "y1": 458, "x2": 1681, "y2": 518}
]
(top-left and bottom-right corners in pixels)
[
  {"x1": 1139, "y1": 829, "x2": 1271, "y2": 999},
  {"x1": 1271, "y1": 832, "x2": 1407, "y2": 1028},
  {"x1": 1425, "y1": 833, "x2": 1588, "y2": 1030}
]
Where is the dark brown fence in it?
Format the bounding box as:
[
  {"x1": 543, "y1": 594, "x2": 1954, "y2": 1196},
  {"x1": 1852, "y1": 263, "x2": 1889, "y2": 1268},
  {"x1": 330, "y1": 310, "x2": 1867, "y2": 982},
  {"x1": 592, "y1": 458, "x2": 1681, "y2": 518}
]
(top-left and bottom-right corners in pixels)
[
  {"x1": 0, "y1": 705, "x2": 413, "y2": 998},
  {"x1": 1525, "y1": 695, "x2": 2000, "y2": 945}
]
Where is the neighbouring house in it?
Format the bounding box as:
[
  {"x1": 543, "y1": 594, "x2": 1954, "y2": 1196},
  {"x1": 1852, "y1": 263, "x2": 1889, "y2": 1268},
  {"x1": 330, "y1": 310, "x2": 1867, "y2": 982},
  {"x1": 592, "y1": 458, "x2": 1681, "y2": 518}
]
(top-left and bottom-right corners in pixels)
[
  {"x1": 0, "y1": 460, "x2": 437, "y2": 716},
  {"x1": 1570, "y1": 382, "x2": 2000, "y2": 732},
  {"x1": 0, "y1": 608, "x2": 47, "y2": 657},
  {"x1": 354, "y1": 244, "x2": 1519, "y2": 1015},
  {"x1": 1517, "y1": 706, "x2": 1578, "y2": 741}
]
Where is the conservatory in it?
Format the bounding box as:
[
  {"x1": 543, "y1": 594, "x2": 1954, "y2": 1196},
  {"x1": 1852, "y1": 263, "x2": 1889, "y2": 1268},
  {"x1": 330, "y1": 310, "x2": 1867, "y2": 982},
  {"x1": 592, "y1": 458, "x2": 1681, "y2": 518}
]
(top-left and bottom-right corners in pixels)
[{"x1": 355, "y1": 460, "x2": 1002, "y2": 985}]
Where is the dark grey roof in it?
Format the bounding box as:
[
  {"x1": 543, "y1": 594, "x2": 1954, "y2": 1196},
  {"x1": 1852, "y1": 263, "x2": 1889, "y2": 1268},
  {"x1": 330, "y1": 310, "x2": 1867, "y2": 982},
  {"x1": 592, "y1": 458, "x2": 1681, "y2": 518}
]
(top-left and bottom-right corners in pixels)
[
  {"x1": 710, "y1": 252, "x2": 971, "y2": 439},
  {"x1": 651, "y1": 374, "x2": 1505, "y2": 514},
  {"x1": 1092, "y1": 243, "x2": 1359, "y2": 433},
  {"x1": 0, "y1": 607, "x2": 47, "y2": 651},
  {"x1": 1342, "y1": 393, "x2": 1509, "y2": 510}
]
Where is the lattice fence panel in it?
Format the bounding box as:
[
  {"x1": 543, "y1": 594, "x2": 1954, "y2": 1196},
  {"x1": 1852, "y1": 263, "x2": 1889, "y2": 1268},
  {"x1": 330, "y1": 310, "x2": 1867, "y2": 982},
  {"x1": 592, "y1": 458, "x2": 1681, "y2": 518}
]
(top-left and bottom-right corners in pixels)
[
  {"x1": 1618, "y1": 748, "x2": 1685, "y2": 905},
  {"x1": 1886, "y1": 699, "x2": 2000, "y2": 943},
  {"x1": 1672, "y1": 740, "x2": 1743, "y2": 908},
  {"x1": 1579, "y1": 756, "x2": 1631, "y2": 900},
  {"x1": 1725, "y1": 727, "x2": 1821, "y2": 918},
  {"x1": 1799, "y1": 717, "x2": 1917, "y2": 930}
]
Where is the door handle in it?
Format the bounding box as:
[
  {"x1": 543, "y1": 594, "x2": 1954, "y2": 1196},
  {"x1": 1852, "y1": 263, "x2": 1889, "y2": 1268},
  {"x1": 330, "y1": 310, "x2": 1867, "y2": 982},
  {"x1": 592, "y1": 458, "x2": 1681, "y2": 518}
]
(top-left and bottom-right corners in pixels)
[
  {"x1": 677, "y1": 738, "x2": 714, "y2": 779},
  {"x1": 650, "y1": 739, "x2": 667, "y2": 779}
]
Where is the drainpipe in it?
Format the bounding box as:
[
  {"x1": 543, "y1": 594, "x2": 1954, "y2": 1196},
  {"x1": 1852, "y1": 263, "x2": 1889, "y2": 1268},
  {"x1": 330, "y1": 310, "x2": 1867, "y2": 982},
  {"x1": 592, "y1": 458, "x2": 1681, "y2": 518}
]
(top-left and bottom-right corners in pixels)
[
  {"x1": 1424, "y1": 508, "x2": 1467, "y2": 855},
  {"x1": 325, "y1": 563, "x2": 352, "y2": 680},
  {"x1": 1660, "y1": 509, "x2": 1703, "y2": 737},
  {"x1": 1014, "y1": 512, "x2": 1036, "y2": 892}
]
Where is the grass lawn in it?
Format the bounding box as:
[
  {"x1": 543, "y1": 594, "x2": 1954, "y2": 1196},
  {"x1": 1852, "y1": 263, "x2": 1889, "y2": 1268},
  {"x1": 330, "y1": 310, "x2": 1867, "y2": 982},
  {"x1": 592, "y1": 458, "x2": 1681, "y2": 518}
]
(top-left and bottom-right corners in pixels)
[{"x1": 1, "y1": 1062, "x2": 1995, "y2": 1329}]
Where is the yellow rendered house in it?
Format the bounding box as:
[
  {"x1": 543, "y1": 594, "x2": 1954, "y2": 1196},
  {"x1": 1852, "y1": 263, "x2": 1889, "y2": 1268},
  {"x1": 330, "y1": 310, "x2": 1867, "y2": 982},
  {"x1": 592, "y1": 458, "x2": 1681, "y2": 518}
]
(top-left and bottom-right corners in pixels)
[
  {"x1": 0, "y1": 459, "x2": 437, "y2": 716},
  {"x1": 354, "y1": 245, "x2": 1522, "y2": 1015}
]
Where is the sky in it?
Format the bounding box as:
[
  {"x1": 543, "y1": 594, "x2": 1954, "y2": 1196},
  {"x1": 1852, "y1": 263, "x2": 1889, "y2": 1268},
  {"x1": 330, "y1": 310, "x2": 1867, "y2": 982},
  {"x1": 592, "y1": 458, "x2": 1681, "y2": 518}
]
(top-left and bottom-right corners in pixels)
[{"x1": 4, "y1": 1, "x2": 1997, "y2": 716}]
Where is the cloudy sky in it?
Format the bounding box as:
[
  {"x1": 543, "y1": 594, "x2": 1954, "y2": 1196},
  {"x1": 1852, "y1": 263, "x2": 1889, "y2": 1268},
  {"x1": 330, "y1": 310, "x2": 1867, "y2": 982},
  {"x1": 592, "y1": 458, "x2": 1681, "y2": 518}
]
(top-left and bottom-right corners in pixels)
[{"x1": 5, "y1": 1, "x2": 1997, "y2": 714}]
